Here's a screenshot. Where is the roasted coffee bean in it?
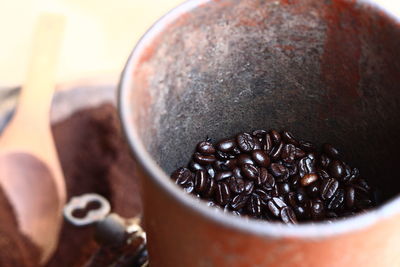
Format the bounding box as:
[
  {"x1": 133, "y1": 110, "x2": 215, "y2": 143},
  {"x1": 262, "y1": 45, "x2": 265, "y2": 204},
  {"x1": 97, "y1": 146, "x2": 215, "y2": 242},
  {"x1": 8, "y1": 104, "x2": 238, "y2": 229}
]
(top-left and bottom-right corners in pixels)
[
  {"x1": 270, "y1": 141, "x2": 284, "y2": 160},
  {"x1": 224, "y1": 159, "x2": 238, "y2": 170},
  {"x1": 310, "y1": 200, "x2": 324, "y2": 219},
  {"x1": 319, "y1": 154, "x2": 331, "y2": 169},
  {"x1": 327, "y1": 189, "x2": 345, "y2": 210},
  {"x1": 213, "y1": 160, "x2": 229, "y2": 172},
  {"x1": 270, "y1": 163, "x2": 289, "y2": 181},
  {"x1": 203, "y1": 178, "x2": 217, "y2": 198},
  {"x1": 252, "y1": 129, "x2": 267, "y2": 138},
  {"x1": 193, "y1": 152, "x2": 216, "y2": 165},
  {"x1": 254, "y1": 188, "x2": 272, "y2": 204},
  {"x1": 286, "y1": 192, "x2": 297, "y2": 207},
  {"x1": 307, "y1": 182, "x2": 320, "y2": 199},
  {"x1": 171, "y1": 167, "x2": 192, "y2": 185},
  {"x1": 247, "y1": 195, "x2": 262, "y2": 216},
  {"x1": 216, "y1": 150, "x2": 235, "y2": 160},
  {"x1": 189, "y1": 161, "x2": 204, "y2": 172},
  {"x1": 320, "y1": 178, "x2": 339, "y2": 200},
  {"x1": 228, "y1": 177, "x2": 245, "y2": 194},
  {"x1": 216, "y1": 183, "x2": 231, "y2": 205},
  {"x1": 237, "y1": 154, "x2": 255, "y2": 166},
  {"x1": 171, "y1": 129, "x2": 377, "y2": 224},
  {"x1": 215, "y1": 171, "x2": 233, "y2": 181},
  {"x1": 243, "y1": 180, "x2": 255, "y2": 195},
  {"x1": 318, "y1": 169, "x2": 330, "y2": 180},
  {"x1": 197, "y1": 141, "x2": 216, "y2": 154},
  {"x1": 328, "y1": 160, "x2": 345, "y2": 178},
  {"x1": 290, "y1": 175, "x2": 301, "y2": 189},
  {"x1": 264, "y1": 133, "x2": 273, "y2": 153},
  {"x1": 293, "y1": 205, "x2": 307, "y2": 219},
  {"x1": 242, "y1": 164, "x2": 259, "y2": 180},
  {"x1": 268, "y1": 197, "x2": 287, "y2": 217},
  {"x1": 282, "y1": 131, "x2": 299, "y2": 146},
  {"x1": 233, "y1": 167, "x2": 244, "y2": 179},
  {"x1": 251, "y1": 150, "x2": 270, "y2": 167},
  {"x1": 323, "y1": 143, "x2": 340, "y2": 159},
  {"x1": 300, "y1": 173, "x2": 319, "y2": 186},
  {"x1": 299, "y1": 140, "x2": 315, "y2": 152},
  {"x1": 257, "y1": 167, "x2": 268, "y2": 186},
  {"x1": 269, "y1": 130, "x2": 281, "y2": 144},
  {"x1": 278, "y1": 183, "x2": 291, "y2": 195},
  {"x1": 345, "y1": 186, "x2": 355, "y2": 208},
  {"x1": 296, "y1": 188, "x2": 307, "y2": 204},
  {"x1": 236, "y1": 133, "x2": 255, "y2": 152},
  {"x1": 281, "y1": 144, "x2": 296, "y2": 163},
  {"x1": 216, "y1": 138, "x2": 236, "y2": 152},
  {"x1": 231, "y1": 194, "x2": 249, "y2": 210},
  {"x1": 262, "y1": 173, "x2": 276, "y2": 191},
  {"x1": 194, "y1": 170, "x2": 208, "y2": 193},
  {"x1": 280, "y1": 206, "x2": 297, "y2": 224}
]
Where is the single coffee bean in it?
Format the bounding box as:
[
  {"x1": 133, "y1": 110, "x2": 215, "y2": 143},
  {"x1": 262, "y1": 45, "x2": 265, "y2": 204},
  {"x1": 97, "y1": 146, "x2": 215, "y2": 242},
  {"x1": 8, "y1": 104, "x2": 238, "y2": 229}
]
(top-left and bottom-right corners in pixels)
[
  {"x1": 171, "y1": 167, "x2": 192, "y2": 185},
  {"x1": 216, "y1": 150, "x2": 235, "y2": 160},
  {"x1": 328, "y1": 160, "x2": 345, "y2": 178},
  {"x1": 247, "y1": 195, "x2": 262, "y2": 216},
  {"x1": 257, "y1": 167, "x2": 268, "y2": 186},
  {"x1": 189, "y1": 161, "x2": 204, "y2": 172},
  {"x1": 193, "y1": 152, "x2": 216, "y2": 165},
  {"x1": 299, "y1": 140, "x2": 315, "y2": 152},
  {"x1": 270, "y1": 141, "x2": 284, "y2": 160},
  {"x1": 262, "y1": 173, "x2": 276, "y2": 191},
  {"x1": 281, "y1": 144, "x2": 296, "y2": 163},
  {"x1": 197, "y1": 141, "x2": 216, "y2": 154},
  {"x1": 310, "y1": 200, "x2": 324, "y2": 219},
  {"x1": 320, "y1": 178, "x2": 339, "y2": 200},
  {"x1": 319, "y1": 154, "x2": 331, "y2": 169},
  {"x1": 286, "y1": 162, "x2": 298, "y2": 176},
  {"x1": 280, "y1": 206, "x2": 297, "y2": 224},
  {"x1": 300, "y1": 173, "x2": 319, "y2": 186},
  {"x1": 296, "y1": 187, "x2": 308, "y2": 204},
  {"x1": 270, "y1": 163, "x2": 289, "y2": 181},
  {"x1": 269, "y1": 130, "x2": 281, "y2": 144},
  {"x1": 323, "y1": 143, "x2": 340, "y2": 159},
  {"x1": 293, "y1": 205, "x2": 307, "y2": 219},
  {"x1": 278, "y1": 183, "x2": 291, "y2": 195},
  {"x1": 216, "y1": 138, "x2": 236, "y2": 152},
  {"x1": 203, "y1": 178, "x2": 217, "y2": 198},
  {"x1": 215, "y1": 171, "x2": 233, "y2": 181},
  {"x1": 231, "y1": 194, "x2": 249, "y2": 210},
  {"x1": 241, "y1": 164, "x2": 259, "y2": 180},
  {"x1": 236, "y1": 132, "x2": 255, "y2": 152},
  {"x1": 216, "y1": 183, "x2": 231, "y2": 205},
  {"x1": 194, "y1": 170, "x2": 208, "y2": 193},
  {"x1": 228, "y1": 177, "x2": 245, "y2": 194},
  {"x1": 237, "y1": 154, "x2": 255, "y2": 166},
  {"x1": 264, "y1": 133, "x2": 273, "y2": 153},
  {"x1": 318, "y1": 169, "x2": 330, "y2": 180},
  {"x1": 243, "y1": 180, "x2": 255, "y2": 195},
  {"x1": 327, "y1": 189, "x2": 345, "y2": 210},
  {"x1": 345, "y1": 186, "x2": 355, "y2": 208},
  {"x1": 251, "y1": 150, "x2": 270, "y2": 167},
  {"x1": 306, "y1": 181, "x2": 320, "y2": 199},
  {"x1": 298, "y1": 155, "x2": 316, "y2": 177},
  {"x1": 282, "y1": 131, "x2": 299, "y2": 146},
  {"x1": 253, "y1": 138, "x2": 263, "y2": 150}
]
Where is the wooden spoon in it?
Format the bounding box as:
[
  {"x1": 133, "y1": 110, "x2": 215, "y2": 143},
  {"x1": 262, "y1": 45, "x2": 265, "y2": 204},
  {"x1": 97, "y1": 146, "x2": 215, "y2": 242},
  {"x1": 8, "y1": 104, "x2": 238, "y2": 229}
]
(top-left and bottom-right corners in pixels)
[{"x1": 0, "y1": 14, "x2": 66, "y2": 263}]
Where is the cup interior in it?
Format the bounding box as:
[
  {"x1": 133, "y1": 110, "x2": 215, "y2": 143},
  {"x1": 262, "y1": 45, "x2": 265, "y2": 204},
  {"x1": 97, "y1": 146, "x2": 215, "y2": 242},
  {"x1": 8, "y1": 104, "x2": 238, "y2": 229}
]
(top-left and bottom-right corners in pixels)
[{"x1": 124, "y1": 0, "x2": 400, "y2": 205}]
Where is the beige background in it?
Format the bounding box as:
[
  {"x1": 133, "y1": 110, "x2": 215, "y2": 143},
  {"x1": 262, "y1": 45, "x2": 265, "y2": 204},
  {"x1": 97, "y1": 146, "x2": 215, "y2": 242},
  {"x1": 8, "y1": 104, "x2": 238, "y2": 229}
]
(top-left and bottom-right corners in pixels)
[{"x1": 0, "y1": 0, "x2": 184, "y2": 88}]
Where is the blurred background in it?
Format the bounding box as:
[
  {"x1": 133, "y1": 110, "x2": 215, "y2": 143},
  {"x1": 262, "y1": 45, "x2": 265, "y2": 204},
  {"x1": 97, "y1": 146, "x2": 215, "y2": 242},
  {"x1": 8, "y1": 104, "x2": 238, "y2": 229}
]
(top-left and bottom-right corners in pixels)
[{"x1": 0, "y1": 0, "x2": 184, "y2": 89}]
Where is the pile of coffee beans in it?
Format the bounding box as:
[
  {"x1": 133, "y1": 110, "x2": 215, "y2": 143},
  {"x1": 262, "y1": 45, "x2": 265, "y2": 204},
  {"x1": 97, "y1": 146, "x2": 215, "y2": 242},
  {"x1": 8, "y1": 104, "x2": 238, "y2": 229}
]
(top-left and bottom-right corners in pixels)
[{"x1": 170, "y1": 130, "x2": 377, "y2": 224}]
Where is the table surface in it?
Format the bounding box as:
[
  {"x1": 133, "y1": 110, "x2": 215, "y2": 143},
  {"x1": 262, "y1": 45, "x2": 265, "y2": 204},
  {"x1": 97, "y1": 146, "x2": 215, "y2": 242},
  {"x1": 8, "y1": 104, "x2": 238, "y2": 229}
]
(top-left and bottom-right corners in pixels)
[{"x1": 0, "y1": 0, "x2": 184, "y2": 89}]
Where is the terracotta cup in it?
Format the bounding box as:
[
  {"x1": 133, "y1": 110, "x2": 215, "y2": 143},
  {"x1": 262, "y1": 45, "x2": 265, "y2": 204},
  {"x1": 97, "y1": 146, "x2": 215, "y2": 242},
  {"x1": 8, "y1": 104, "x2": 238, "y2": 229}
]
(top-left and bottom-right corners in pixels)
[{"x1": 119, "y1": 0, "x2": 400, "y2": 266}]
